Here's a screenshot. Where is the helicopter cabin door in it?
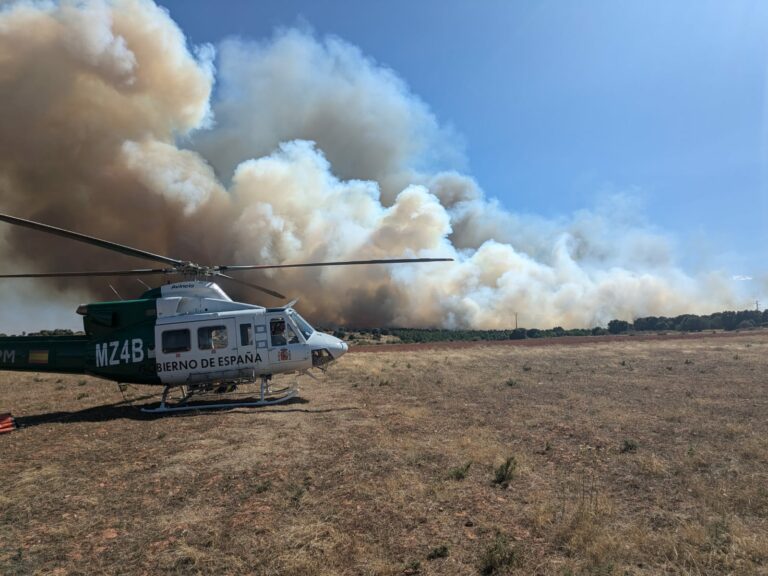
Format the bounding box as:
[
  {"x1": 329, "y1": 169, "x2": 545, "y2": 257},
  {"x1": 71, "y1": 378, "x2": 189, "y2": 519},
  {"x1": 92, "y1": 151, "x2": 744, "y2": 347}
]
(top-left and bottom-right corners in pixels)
[
  {"x1": 236, "y1": 314, "x2": 268, "y2": 372},
  {"x1": 265, "y1": 312, "x2": 310, "y2": 372},
  {"x1": 156, "y1": 318, "x2": 239, "y2": 385}
]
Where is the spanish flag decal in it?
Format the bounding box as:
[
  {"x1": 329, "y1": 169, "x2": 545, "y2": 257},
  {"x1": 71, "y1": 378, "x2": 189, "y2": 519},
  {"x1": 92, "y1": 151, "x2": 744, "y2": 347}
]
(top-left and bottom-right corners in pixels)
[{"x1": 29, "y1": 350, "x2": 49, "y2": 364}]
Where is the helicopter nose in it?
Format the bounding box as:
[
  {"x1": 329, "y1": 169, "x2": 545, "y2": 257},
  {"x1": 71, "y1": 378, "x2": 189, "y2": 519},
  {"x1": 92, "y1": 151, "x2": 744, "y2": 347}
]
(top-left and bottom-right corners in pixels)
[
  {"x1": 330, "y1": 336, "x2": 348, "y2": 358},
  {"x1": 322, "y1": 334, "x2": 347, "y2": 359},
  {"x1": 309, "y1": 332, "x2": 348, "y2": 368}
]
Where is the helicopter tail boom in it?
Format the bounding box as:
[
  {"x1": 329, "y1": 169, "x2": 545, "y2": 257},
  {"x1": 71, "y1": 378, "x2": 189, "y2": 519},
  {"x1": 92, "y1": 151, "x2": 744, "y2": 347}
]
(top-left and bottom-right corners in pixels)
[{"x1": 0, "y1": 335, "x2": 88, "y2": 375}]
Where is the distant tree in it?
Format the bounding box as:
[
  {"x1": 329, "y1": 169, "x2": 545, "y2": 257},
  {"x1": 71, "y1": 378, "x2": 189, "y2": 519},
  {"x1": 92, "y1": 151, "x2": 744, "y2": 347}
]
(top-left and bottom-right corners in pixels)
[
  {"x1": 526, "y1": 328, "x2": 542, "y2": 338},
  {"x1": 591, "y1": 327, "x2": 608, "y2": 336},
  {"x1": 607, "y1": 320, "x2": 630, "y2": 334},
  {"x1": 721, "y1": 311, "x2": 738, "y2": 331},
  {"x1": 510, "y1": 328, "x2": 527, "y2": 340},
  {"x1": 633, "y1": 316, "x2": 660, "y2": 331},
  {"x1": 566, "y1": 328, "x2": 591, "y2": 336},
  {"x1": 552, "y1": 326, "x2": 565, "y2": 337},
  {"x1": 678, "y1": 315, "x2": 704, "y2": 332},
  {"x1": 742, "y1": 310, "x2": 762, "y2": 325}
]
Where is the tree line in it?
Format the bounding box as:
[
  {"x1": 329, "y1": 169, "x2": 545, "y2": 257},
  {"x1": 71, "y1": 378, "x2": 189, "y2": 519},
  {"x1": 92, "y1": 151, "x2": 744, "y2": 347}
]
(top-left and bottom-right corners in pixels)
[
  {"x1": 5, "y1": 309, "x2": 766, "y2": 342},
  {"x1": 331, "y1": 308, "x2": 767, "y2": 344}
]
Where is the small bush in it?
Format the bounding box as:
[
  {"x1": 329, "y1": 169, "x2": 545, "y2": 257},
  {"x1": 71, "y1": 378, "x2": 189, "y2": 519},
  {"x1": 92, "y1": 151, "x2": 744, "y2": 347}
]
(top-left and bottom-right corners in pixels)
[
  {"x1": 493, "y1": 456, "x2": 517, "y2": 488},
  {"x1": 288, "y1": 484, "x2": 305, "y2": 505},
  {"x1": 447, "y1": 461, "x2": 472, "y2": 481},
  {"x1": 620, "y1": 439, "x2": 638, "y2": 453},
  {"x1": 427, "y1": 545, "x2": 449, "y2": 560},
  {"x1": 479, "y1": 533, "x2": 517, "y2": 575},
  {"x1": 707, "y1": 517, "x2": 732, "y2": 552},
  {"x1": 505, "y1": 378, "x2": 518, "y2": 387}
]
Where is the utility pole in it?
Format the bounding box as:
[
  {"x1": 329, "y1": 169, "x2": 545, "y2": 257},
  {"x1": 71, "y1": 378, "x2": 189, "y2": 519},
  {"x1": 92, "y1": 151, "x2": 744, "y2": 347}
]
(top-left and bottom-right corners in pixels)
[{"x1": 515, "y1": 313, "x2": 518, "y2": 330}]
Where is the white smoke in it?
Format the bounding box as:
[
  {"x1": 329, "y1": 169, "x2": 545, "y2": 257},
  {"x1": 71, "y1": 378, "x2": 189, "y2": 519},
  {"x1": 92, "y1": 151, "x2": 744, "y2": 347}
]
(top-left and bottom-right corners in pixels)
[{"x1": 0, "y1": 0, "x2": 742, "y2": 333}]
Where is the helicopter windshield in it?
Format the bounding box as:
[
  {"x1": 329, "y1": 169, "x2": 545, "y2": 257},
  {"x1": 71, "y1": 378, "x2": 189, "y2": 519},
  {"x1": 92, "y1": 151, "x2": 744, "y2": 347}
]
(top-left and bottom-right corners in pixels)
[{"x1": 287, "y1": 309, "x2": 314, "y2": 340}]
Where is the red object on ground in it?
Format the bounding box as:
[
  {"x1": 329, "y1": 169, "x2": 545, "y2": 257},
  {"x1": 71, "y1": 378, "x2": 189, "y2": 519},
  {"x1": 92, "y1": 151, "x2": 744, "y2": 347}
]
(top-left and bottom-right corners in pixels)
[{"x1": 0, "y1": 413, "x2": 16, "y2": 433}]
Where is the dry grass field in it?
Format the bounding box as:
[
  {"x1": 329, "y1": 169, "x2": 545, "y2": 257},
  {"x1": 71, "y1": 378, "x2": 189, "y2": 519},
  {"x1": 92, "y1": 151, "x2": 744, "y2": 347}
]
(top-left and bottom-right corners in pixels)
[{"x1": 1, "y1": 333, "x2": 767, "y2": 575}]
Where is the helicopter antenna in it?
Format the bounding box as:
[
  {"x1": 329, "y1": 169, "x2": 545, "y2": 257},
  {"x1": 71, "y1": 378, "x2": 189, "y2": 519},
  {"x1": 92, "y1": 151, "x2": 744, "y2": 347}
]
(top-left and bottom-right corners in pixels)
[
  {"x1": 135, "y1": 278, "x2": 151, "y2": 289},
  {"x1": 108, "y1": 284, "x2": 123, "y2": 301}
]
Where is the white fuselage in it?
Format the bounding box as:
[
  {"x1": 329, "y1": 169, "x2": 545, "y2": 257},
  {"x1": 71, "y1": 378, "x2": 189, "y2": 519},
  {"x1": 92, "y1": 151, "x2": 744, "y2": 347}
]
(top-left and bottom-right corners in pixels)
[{"x1": 151, "y1": 282, "x2": 347, "y2": 385}]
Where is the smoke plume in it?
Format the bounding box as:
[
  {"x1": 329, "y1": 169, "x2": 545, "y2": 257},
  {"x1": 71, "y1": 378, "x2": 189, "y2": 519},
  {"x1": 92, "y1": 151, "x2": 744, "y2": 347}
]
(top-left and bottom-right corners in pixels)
[{"x1": 0, "y1": 0, "x2": 741, "y2": 332}]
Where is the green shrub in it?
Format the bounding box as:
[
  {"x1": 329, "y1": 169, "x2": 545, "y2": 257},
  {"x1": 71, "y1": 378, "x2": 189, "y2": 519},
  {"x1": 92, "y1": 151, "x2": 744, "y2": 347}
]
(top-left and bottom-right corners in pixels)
[
  {"x1": 493, "y1": 456, "x2": 517, "y2": 488},
  {"x1": 427, "y1": 545, "x2": 449, "y2": 560},
  {"x1": 447, "y1": 461, "x2": 472, "y2": 481},
  {"x1": 479, "y1": 533, "x2": 517, "y2": 575},
  {"x1": 620, "y1": 439, "x2": 638, "y2": 453}
]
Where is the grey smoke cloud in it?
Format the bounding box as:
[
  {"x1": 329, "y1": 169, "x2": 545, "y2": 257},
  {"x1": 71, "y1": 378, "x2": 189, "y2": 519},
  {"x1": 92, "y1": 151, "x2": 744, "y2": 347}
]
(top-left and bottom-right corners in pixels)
[
  {"x1": 193, "y1": 28, "x2": 464, "y2": 203},
  {"x1": 0, "y1": 0, "x2": 741, "y2": 333}
]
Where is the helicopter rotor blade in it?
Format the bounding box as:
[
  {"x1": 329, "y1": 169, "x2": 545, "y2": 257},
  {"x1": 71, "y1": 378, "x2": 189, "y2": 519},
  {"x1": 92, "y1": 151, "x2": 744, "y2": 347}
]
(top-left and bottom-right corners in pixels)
[
  {"x1": 215, "y1": 272, "x2": 286, "y2": 299},
  {"x1": 0, "y1": 212, "x2": 184, "y2": 267},
  {"x1": 219, "y1": 257, "x2": 453, "y2": 271},
  {"x1": 0, "y1": 269, "x2": 172, "y2": 278}
]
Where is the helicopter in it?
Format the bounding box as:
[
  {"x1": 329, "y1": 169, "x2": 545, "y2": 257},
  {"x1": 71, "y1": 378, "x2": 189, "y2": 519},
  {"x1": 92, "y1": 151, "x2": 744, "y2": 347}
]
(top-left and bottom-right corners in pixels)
[{"x1": 0, "y1": 213, "x2": 451, "y2": 413}]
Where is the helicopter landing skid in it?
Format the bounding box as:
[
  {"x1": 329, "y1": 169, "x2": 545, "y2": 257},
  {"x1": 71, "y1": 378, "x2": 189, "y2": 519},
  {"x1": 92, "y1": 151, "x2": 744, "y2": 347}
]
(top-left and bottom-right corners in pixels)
[{"x1": 140, "y1": 376, "x2": 297, "y2": 414}]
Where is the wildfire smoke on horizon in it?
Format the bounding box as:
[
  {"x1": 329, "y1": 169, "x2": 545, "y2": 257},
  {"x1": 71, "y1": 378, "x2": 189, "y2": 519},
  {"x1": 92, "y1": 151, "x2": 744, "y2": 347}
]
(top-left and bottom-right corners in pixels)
[{"x1": 0, "y1": 0, "x2": 744, "y2": 332}]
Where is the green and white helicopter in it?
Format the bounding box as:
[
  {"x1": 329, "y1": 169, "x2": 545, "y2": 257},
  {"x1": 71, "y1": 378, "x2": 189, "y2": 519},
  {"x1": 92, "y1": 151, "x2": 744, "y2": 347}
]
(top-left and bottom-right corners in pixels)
[{"x1": 0, "y1": 213, "x2": 450, "y2": 413}]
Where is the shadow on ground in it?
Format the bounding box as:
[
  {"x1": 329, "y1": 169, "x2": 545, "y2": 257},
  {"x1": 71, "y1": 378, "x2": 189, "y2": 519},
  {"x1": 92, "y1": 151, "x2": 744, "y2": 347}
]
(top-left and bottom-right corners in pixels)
[{"x1": 12, "y1": 396, "x2": 357, "y2": 427}]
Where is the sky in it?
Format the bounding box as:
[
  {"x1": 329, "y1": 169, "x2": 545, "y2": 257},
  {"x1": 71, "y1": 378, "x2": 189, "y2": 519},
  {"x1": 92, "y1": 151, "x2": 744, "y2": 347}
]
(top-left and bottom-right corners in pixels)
[
  {"x1": 160, "y1": 0, "x2": 768, "y2": 280},
  {"x1": 0, "y1": 0, "x2": 766, "y2": 333}
]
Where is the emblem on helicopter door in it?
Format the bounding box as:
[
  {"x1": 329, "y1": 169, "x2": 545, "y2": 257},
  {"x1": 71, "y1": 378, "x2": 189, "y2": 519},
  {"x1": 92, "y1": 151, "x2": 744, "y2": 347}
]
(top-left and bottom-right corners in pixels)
[{"x1": 278, "y1": 348, "x2": 290, "y2": 361}]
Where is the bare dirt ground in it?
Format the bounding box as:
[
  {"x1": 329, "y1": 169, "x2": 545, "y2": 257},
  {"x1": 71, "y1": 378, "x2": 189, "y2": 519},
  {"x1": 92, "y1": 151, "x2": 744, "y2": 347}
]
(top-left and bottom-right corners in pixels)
[{"x1": 1, "y1": 333, "x2": 767, "y2": 575}]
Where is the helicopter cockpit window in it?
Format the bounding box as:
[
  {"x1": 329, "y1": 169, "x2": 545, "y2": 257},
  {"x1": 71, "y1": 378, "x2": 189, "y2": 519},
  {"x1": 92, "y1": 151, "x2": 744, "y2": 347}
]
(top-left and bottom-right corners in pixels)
[
  {"x1": 162, "y1": 329, "x2": 190, "y2": 353},
  {"x1": 270, "y1": 318, "x2": 299, "y2": 347},
  {"x1": 198, "y1": 325, "x2": 228, "y2": 350},
  {"x1": 288, "y1": 310, "x2": 314, "y2": 340}
]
